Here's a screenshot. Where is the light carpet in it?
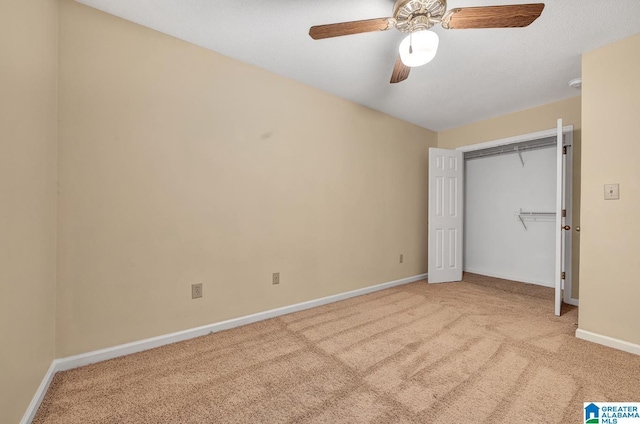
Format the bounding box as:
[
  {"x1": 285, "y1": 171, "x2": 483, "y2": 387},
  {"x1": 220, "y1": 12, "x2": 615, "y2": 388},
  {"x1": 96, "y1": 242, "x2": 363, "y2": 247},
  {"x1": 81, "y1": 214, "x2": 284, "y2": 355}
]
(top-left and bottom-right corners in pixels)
[{"x1": 34, "y1": 273, "x2": 640, "y2": 423}]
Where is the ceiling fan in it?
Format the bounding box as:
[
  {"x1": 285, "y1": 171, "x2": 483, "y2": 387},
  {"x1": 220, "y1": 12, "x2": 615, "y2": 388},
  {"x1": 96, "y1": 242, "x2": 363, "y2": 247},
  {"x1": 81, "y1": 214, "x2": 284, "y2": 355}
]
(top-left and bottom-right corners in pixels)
[{"x1": 309, "y1": 0, "x2": 545, "y2": 84}]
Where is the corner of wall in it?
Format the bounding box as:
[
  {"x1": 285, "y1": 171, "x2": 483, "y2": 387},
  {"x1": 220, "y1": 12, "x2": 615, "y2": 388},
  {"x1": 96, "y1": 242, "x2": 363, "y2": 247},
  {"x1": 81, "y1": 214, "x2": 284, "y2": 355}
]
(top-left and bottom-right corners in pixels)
[{"x1": 0, "y1": 0, "x2": 59, "y2": 422}]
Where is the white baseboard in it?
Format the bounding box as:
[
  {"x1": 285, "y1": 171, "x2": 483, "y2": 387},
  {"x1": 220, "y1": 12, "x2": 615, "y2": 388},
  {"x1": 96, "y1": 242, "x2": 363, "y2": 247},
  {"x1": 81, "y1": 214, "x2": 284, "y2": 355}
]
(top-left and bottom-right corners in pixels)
[
  {"x1": 464, "y1": 269, "x2": 580, "y2": 306},
  {"x1": 463, "y1": 268, "x2": 554, "y2": 288},
  {"x1": 20, "y1": 362, "x2": 57, "y2": 424},
  {"x1": 21, "y1": 273, "x2": 427, "y2": 423},
  {"x1": 55, "y1": 272, "x2": 427, "y2": 372},
  {"x1": 565, "y1": 297, "x2": 579, "y2": 307},
  {"x1": 575, "y1": 329, "x2": 640, "y2": 356}
]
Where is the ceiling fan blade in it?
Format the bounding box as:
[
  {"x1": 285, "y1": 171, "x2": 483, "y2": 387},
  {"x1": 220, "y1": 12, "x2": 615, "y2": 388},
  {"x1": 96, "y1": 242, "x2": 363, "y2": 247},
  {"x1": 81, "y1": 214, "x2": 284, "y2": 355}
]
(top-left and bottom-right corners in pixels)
[
  {"x1": 309, "y1": 18, "x2": 394, "y2": 40},
  {"x1": 390, "y1": 55, "x2": 410, "y2": 84},
  {"x1": 443, "y1": 3, "x2": 545, "y2": 29}
]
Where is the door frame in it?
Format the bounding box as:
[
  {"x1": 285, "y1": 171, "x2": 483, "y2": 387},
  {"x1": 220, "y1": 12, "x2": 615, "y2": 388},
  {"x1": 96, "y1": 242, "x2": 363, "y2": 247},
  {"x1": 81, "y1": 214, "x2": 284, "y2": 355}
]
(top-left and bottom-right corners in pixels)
[{"x1": 455, "y1": 125, "x2": 578, "y2": 307}]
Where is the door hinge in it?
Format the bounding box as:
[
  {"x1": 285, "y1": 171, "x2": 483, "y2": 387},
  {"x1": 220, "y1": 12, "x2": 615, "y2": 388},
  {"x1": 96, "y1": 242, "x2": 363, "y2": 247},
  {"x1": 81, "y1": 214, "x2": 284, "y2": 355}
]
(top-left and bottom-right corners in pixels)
[
  {"x1": 562, "y1": 146, "x2": 567, "y2": 155},
  {"x1": 561, "y1": 271, "x2": 566, "y2": 280},
  {"x1": 562, "y1": 209, "x2": 567, "y2": 218}
]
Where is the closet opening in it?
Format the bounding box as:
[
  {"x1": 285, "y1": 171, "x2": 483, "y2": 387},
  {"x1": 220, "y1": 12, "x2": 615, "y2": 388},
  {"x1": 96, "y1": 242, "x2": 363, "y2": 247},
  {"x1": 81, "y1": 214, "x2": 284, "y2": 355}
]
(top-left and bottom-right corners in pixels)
[{"x1": 428, "y1": 120, "x2": 577, "y2": 315}]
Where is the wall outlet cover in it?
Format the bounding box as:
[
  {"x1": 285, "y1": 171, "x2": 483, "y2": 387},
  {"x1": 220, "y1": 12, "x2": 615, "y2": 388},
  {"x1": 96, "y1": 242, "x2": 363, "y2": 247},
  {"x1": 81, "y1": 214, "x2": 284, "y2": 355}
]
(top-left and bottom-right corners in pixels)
[
  {"x1": 604, "y1": 184, "x2": 620, "y2": 200},
  {"x1": 191, "y1": 283, "x2": 203, "y2": 299}
]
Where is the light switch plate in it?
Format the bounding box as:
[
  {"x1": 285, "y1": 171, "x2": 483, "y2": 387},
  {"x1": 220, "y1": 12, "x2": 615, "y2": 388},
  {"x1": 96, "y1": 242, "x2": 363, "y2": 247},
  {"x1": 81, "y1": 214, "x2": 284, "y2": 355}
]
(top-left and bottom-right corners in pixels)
[{"x1": 604, "y1": 184, "x2": 619, "y2": 200}]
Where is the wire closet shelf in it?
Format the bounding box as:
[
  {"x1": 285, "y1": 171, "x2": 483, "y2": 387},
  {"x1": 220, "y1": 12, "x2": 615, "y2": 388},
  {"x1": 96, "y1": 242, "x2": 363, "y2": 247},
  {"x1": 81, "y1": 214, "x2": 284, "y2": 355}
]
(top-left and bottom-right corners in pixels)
[{"x1": 514, "y1": 209, "x2": 556, "y2": 230}]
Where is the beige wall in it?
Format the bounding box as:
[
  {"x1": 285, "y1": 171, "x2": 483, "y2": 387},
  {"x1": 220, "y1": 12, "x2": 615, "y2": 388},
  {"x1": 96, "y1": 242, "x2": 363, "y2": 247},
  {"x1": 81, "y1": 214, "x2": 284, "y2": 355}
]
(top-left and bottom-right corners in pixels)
[
  {"x1": 437, "y1": 97, "x2": 581, "y2": 150},
  {"x1": 437, "y1": 96, "x2": 582, "y2": 299},
  {"x1": 579, "y1": 32, "x2": 640, "y2": 345},
  {"x1": 56, "y1": 0, "x2": 437, "y2": 357},
  {"x1": 0, "y1": 1, "x2": 58, "y2": 423}
]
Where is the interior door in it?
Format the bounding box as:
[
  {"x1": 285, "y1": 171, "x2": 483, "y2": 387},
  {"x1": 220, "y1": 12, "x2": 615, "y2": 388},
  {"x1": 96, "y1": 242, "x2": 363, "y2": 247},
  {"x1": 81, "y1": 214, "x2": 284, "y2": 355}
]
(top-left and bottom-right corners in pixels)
[
  {"x1": 554, "y1": 119, "x2": 564, "y2": 316},
  {"x1": 428, "y1": 148, "x2": 463, "y2": 283},
  {"x1": 562, "y1": 127, "x2": 574, "y2": 305}
]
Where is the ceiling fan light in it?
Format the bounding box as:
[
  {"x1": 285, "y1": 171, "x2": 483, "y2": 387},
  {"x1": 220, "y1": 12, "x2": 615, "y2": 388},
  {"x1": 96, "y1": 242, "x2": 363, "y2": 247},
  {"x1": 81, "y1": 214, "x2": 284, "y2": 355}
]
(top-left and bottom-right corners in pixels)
[{"x1": 399, "y1": 30, "x2": 439, "y2": 68}]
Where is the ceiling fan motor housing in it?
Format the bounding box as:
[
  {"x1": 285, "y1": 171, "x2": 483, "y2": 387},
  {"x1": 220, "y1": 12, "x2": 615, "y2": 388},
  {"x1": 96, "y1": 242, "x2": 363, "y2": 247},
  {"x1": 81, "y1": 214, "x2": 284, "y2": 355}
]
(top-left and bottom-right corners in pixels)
[{"x1": 394, "y1": 0, "x2": 447, "y2": 32}]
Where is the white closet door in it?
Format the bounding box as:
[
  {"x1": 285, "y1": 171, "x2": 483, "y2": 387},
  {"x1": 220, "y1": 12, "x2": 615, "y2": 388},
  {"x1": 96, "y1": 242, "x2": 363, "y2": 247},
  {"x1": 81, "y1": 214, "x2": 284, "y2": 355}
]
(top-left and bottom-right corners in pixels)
[
  {"x1": 554, "y1": 119, "x2": 564, "y2": 316},
  {"x1": 428, "y1": 148, "x2": 464, "y2": 284},
  {"x1": 562, "y1": 128, "x2": 575, "y2": 306}
]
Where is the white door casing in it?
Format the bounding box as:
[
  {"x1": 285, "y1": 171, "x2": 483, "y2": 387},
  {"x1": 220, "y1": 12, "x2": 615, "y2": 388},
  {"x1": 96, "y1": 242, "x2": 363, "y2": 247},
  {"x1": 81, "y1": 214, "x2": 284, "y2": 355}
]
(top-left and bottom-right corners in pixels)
[
  {"x1": 554, "y1": 118, "x2": 563, "y2": 316},
  {"x1": 428, "y1": 148, "x2": 463, "y2": 284}
]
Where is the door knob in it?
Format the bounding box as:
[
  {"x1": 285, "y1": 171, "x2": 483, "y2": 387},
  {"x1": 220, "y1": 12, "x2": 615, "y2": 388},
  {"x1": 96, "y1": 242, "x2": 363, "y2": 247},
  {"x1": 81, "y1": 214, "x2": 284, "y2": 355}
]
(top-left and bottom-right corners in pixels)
[
  {"x1": 576, "y1": 226, "x2": 580, "y2": 232},
  {"x1": 563, "y1": 225, "x2": 571, "y2": 230}
]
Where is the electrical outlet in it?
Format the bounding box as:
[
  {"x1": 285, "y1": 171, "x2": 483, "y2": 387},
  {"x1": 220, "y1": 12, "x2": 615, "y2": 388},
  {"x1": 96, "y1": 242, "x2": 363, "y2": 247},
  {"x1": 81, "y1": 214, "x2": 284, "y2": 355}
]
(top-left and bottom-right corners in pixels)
[
  {"x1": 272, "y1": 272, "x2": 280, "y2": 285},
  {"x1": 399, "y1": 254, "x2": 404, "y2": 264},
  {"x1": 191, "y1": 283, "x2": 203, "y2": 299}
]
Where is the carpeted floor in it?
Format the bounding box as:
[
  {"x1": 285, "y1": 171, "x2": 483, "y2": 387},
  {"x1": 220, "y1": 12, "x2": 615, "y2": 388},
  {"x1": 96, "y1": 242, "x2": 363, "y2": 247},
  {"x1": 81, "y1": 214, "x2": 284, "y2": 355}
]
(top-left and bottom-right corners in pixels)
[{"x1": 34, "y1": 273, "x2": 640, "y2": 423}]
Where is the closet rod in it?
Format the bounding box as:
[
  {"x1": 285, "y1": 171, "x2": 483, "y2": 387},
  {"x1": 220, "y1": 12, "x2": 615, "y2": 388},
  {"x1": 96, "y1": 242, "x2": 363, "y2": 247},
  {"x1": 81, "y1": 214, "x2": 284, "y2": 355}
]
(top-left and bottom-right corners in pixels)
[{"x1": 463, "y1": 136, "x2": 557, "y2": 161}]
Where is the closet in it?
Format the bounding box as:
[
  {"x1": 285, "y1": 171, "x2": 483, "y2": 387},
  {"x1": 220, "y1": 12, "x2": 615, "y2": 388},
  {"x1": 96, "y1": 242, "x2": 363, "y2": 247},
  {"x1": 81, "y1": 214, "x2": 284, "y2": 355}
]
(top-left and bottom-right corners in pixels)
[
  {"x1": 464, "y1": 136, "x2": 558, "y2": 287},
  {"x1": 428, "y1": 120, "x2": 575, "y2": 315}
]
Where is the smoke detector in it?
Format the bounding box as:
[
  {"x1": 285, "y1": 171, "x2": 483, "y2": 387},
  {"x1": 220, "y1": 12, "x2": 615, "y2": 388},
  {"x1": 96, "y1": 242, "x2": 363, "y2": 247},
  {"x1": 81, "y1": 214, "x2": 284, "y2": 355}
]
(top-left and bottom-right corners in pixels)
[{"x1": 568, "y1": 78, "x2": 582, "y2": 90}]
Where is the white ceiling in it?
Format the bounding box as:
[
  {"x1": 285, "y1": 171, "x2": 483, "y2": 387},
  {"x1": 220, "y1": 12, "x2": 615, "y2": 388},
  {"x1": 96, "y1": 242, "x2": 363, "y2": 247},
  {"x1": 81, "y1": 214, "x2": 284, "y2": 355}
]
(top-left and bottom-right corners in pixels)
[{"x1": 76, "y1": 0, "x2": 640, "y2": 131}]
